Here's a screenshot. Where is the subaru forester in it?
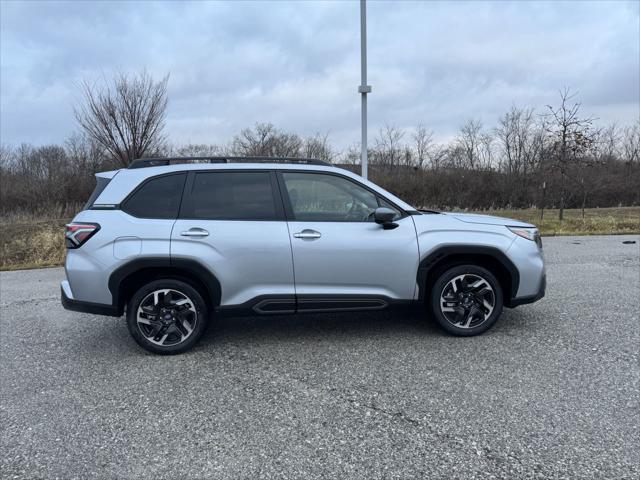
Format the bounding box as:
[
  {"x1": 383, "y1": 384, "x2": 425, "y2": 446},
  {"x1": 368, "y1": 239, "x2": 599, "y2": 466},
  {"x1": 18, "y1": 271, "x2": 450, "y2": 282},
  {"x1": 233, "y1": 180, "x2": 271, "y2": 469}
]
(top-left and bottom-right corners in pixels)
[{"x1": 61, "y1": 157, "x2": 545, "y2": 354}]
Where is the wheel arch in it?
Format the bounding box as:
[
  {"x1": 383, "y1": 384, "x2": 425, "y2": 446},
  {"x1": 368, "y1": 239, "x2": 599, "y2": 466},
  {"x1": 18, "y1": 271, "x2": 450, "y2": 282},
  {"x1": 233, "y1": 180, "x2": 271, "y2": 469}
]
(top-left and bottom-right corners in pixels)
[
  {"x1": 417, "y1": 245, "x2": 519, "y2": 306},
  {"x1": 108, "y1": 258, "x2": 222, "y2": 315}
]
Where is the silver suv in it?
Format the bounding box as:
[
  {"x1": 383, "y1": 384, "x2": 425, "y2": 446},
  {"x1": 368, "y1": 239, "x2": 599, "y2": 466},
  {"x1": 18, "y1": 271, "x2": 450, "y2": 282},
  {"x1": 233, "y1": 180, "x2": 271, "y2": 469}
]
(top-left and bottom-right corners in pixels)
[{"x1": 61, "y1": 157, "x2": 545, "y2": 354}]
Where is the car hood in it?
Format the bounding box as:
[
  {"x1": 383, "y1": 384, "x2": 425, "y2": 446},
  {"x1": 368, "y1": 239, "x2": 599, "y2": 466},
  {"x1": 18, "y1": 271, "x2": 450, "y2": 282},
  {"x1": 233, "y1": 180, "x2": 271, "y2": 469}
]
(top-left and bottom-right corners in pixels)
[{"x1": 445, "y1": 212, "x2": 534, "y2": 228}]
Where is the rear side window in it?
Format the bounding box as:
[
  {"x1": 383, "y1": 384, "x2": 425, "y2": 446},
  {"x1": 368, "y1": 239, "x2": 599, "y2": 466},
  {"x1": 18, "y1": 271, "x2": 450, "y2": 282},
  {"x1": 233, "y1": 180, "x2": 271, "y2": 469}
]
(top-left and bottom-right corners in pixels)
[
  {"x1": 84, "y1": 176, "x2": 112, "y2": 210},
  {"x1": 183, "y1": 171, "x2": 278, "y2": 220},
  {"x1": 122, "y1": 173, "x2": 186, "y2": 219}
]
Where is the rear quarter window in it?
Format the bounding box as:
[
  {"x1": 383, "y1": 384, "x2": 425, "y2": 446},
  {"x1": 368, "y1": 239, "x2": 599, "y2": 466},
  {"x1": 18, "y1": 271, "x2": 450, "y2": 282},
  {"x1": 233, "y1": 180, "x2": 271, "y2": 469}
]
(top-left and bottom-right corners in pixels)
[
  {"x1": 121, "y1": 173, "x2": 187, "y2": 219},
  {"x1": 84, "y1": 176, "x2": 112, "y2": 210}
]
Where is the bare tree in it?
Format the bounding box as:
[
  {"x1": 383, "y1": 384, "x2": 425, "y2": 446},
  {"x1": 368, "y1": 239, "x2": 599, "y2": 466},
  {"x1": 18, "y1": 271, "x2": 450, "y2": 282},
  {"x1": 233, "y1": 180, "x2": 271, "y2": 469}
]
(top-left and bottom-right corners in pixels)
[
  {"x1": 340, "y1": 143, "x2": 362, "y2": 165},
  {"x1": 621, "y1": 121, "x2": 640, "y2": 165},
  {"x1": 621, "y1": 121, "x2": 640, "y2": 204},
  {"x1": 0, "y1": 144, "x2": 12, "y2": 170},
  {"x1": 456, "y1": 119, "x2": 484, "y2": 170},
  {"x1": 74, "y1": 71, "x2": 169, "y2": 167},
  {"x1": 303, "y1": 133, "x2": 334, "y2": 162},
  {"x1": 232, "y1": 123, "x2": 302, "y2": 157},
  {"x1": 428, "y1": 144, "x2": 447, "y2": 172},
  {"x1": 443, "y1": 144, "x2": 464, "y2": 169},
  {"x1": 495, "y1": 107, "x2": 542, "y2": 175},
  {"x1": 478, "y1": 132, "x2": 495, "y2": 170},
  {"x1": 65, "y1": 132, "x2": 108, "y2": 172},
  {"x1": 412, "y1": 124, "x2": 434, "y2": 169},
  {"x1": 544, "y1": 88, "x2": 595, "y2": 221},
  {"x1": 593, "y1": 123, "x2": 620, "y2": 161},
  {"x1": 495, "y1": 106, "x2": 544, "y2": 205},
  {"x1": 373, "y1": 124, "x2": 405, "y2": 167},
  {"x1": 170, "y1": 143, "x2": 224, "y2": 158}
]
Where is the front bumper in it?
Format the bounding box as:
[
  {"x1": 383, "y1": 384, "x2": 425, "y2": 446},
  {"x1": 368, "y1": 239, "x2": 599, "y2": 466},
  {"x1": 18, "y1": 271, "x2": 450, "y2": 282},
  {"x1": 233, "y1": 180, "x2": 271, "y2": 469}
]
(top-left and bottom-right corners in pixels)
[
  {"x1": 61, "y1": 281, "x2": 120, "y2": 317},
  {"x1": 507, "y1": 273, "x2": 546, "y2": 308}
]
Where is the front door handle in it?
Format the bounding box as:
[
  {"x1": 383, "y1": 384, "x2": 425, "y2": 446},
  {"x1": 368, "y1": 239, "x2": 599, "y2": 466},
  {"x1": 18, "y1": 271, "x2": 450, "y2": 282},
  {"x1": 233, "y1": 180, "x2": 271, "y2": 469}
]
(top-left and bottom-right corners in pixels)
[
  {"x1": 180, "y1": 228, "x2": 209, "y2": 237},
  {"x1": 293, "y1": 229, "x2": 321, "y2": 239}
]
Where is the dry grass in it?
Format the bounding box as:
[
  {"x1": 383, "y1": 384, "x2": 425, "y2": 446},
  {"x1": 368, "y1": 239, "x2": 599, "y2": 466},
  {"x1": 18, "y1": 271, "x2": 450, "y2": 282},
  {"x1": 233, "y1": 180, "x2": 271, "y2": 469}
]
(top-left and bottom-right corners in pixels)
[
  {"x1": 1, "y1": 207, "x2": 638, "y2": 271},
  {"x1": 1, "y1": 218, "x2": 69, "y2": 271},
  {"x1": 475, "y1": 207, "x2": 640, "y2": 236}
]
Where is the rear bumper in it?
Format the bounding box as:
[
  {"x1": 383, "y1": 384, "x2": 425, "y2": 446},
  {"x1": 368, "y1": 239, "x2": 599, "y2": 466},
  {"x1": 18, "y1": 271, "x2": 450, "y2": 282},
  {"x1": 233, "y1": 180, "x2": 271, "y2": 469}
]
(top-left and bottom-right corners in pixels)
[
  {"x1": 61, "y1": 282, "x2": 120, "y2": 317},
  {"x1": 507, "y1": 273, "x2": 546, "y2": 308}
]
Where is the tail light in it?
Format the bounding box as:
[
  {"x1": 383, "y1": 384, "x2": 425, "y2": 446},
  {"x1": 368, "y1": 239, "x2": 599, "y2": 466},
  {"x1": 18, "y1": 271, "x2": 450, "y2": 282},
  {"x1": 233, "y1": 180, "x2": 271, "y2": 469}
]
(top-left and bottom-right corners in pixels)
[{"x1": 65, "y1": 223, "x2": 100, "y2": 249}]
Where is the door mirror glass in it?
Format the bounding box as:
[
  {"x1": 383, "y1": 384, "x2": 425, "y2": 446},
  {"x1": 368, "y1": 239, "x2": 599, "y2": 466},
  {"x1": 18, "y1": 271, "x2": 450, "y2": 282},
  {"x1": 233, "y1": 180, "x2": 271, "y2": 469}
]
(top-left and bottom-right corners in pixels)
[{"x1": 374, "y1": 207, "x2": 399, "y2": 229}]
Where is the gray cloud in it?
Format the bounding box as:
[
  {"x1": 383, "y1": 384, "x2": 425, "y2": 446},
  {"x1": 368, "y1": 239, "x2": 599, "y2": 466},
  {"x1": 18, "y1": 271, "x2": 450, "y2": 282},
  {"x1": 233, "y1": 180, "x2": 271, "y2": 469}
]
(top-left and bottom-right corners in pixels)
[{"x1": 1, "y1": 0, "x2": 638, "y2": 149}]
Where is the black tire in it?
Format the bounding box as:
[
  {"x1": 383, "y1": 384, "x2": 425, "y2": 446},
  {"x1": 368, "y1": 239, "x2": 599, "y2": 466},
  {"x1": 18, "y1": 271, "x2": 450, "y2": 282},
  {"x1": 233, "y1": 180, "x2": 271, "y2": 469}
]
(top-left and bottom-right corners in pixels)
[
  {"x1": 429, "y1": 264, "x2": 503, "y2": 336},
  {"x1": 126, "y1": 279, "x2": 209, "y2": 355}
]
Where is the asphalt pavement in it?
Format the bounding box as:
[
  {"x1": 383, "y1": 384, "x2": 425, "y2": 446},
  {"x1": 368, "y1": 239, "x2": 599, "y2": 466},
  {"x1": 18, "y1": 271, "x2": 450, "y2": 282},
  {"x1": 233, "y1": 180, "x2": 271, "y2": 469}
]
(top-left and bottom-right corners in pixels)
[{"x1": 1, "y1": 235, "x2": 639, "y2": 479}]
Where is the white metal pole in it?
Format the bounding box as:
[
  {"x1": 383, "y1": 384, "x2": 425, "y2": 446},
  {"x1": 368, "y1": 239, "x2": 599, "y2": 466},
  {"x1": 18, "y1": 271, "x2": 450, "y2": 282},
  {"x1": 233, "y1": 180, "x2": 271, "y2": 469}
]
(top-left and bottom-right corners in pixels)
[{"x1": 359, "y1": 0, "x2": 371, "y2": 179}]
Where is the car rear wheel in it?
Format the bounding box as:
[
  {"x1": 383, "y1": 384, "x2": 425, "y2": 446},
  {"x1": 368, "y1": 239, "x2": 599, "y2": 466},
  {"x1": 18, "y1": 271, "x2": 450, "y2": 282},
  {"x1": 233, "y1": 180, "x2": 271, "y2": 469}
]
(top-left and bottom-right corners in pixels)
[
  {"x1": 429, "y1": 265, "x2": 503, "y2": 336},
  {"x1": 126, "y1": 279, "x2": 208, "y2": 354}
]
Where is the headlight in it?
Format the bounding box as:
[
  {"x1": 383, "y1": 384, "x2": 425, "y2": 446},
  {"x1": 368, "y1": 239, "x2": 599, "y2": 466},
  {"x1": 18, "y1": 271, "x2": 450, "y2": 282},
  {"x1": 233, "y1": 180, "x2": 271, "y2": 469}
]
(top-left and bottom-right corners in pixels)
[{"x1": 507, "y1": 226, "x2": 542, "y2": 248}]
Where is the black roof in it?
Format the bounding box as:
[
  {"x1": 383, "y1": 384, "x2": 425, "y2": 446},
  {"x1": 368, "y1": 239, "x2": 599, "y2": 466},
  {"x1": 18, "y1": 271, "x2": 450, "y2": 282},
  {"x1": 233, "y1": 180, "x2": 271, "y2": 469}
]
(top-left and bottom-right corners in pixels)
[{"x1": 128, "y1": 156, "x2": 331, "y2": 169}]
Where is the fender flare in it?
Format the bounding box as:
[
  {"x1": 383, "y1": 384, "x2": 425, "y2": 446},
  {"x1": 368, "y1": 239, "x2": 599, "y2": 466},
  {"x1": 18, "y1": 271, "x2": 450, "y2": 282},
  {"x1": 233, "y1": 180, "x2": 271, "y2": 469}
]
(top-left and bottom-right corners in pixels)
[
  {"x1": 108, "y1": 257, "x2": 222, "y2": 313},
  {"x1": 416, "y1": 245, "x2": 519, "y2": 303}
]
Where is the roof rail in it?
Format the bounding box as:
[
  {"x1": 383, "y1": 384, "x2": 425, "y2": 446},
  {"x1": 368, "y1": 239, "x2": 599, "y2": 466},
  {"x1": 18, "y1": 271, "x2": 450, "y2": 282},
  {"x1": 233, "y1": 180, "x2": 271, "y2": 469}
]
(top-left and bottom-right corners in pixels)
[{"x1": 128, "y1": 156, "x2": 331, "y2": 169}]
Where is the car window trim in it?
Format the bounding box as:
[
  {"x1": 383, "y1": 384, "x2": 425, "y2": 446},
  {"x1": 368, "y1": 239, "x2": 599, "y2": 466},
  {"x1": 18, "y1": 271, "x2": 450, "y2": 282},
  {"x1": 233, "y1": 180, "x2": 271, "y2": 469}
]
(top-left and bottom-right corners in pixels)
[
  {"x1": 178, "y1": 169, "x2": 285, "y2": 221},
  {"x1": 275, "y1": 170, "x2": 408, "y2": 222}
]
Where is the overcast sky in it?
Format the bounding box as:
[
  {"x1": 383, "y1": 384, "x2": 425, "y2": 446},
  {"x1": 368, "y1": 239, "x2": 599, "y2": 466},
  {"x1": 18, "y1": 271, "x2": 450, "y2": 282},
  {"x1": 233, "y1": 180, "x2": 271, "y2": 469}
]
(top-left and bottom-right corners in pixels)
[{"x1": 1, "y1": 0, "x2": 638, "y2": 149}]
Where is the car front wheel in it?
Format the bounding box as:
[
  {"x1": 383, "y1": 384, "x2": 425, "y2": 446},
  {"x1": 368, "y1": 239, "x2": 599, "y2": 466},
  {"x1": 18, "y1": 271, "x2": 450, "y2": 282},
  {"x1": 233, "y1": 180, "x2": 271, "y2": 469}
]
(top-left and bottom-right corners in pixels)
[
  {"x1": 126, "y1": 279, "x2": 209, "y2": 354},
  {"x1": 429, "y1": 265, "x2": 503, "y2": 336}
]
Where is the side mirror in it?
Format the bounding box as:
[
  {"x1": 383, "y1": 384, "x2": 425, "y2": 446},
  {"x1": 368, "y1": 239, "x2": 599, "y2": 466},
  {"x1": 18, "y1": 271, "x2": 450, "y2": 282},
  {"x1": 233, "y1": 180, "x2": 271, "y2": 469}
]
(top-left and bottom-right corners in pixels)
[{"x1": 373, "y1": 207, "x2": 399, "y2": 230}]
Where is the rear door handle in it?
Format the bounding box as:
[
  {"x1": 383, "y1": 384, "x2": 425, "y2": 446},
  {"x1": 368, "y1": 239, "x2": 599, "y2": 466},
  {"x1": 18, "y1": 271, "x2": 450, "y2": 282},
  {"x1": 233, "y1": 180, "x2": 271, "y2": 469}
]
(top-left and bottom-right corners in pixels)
[
  {"x1": 293, "y1": 229, "x2": 321, "y2": 239},
  {"x1": 180, "y1": 228, "x2": 209, "y2": 237}
]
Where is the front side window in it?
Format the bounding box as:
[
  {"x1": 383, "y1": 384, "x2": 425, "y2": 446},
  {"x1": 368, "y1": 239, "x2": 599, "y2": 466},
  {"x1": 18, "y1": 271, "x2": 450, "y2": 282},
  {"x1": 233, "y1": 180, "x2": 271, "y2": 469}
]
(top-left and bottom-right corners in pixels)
[
  {"x1": 282, "y1": 172, "x2": 383, "y2": 222},
  {"x1": 122, "y1": 173, "x2": 186, "y2": 219},
  {"x1": 184, "y1": 171, "x2": 278, "y2": 220}
]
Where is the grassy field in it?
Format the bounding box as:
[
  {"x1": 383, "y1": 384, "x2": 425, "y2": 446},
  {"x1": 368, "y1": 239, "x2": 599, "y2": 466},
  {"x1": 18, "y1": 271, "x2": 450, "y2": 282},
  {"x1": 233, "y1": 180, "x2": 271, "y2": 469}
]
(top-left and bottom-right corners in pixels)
[
  {"x1": 1, "y1": 207, "x2": 638, "y2": 271},
  {"x1": 1, "y1": 218, "x2": 69, "y2": 271},
  {"x1": 475, "y1": 207, "x2": 640, "y2": 236}
]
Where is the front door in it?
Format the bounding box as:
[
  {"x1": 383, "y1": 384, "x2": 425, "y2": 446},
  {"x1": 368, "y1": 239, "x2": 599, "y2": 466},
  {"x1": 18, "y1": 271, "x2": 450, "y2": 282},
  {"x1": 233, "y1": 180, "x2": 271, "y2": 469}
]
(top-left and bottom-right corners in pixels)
[
  {"x1": 278, "y1": 171, "x2": 419, "y2": 310},
  {"x1": 171, "y1": 170, "x2": 295, "y2": 311}
]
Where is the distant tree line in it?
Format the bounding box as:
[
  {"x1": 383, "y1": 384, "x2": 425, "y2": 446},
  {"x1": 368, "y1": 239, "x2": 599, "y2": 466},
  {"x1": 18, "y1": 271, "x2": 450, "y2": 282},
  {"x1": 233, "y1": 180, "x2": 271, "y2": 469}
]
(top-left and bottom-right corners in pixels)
[{"x1": 1, "y1": 72, "x2": 638, "y2": 219}]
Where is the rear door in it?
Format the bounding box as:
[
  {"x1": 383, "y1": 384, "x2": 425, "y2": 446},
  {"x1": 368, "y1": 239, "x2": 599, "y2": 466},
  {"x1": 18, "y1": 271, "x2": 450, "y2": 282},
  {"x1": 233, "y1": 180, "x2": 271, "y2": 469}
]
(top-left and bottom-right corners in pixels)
[
  {"x1": 278, "y1": 171, "x2": 419, "y2": 309},
  {"x1": 171, "y1": 170, "x2": 295, "y2": 311}
]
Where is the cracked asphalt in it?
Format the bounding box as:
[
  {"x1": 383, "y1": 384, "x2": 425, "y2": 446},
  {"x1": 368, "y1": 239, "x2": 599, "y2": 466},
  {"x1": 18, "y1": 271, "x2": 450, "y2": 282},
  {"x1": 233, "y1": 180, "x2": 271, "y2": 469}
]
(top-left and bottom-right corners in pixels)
[{"x1": 1, "y1": 235, "x2": 639, "y2": 479}]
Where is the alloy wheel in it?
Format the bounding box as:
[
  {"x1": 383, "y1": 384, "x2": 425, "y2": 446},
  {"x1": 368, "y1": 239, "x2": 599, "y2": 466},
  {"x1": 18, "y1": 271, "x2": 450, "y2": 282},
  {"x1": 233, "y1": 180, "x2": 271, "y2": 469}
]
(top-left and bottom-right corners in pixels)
[
  {"x1": 136, "y1": 289, "x2": 198, "y2": 346},
  {"x1": 439, "y1": 274, "x2": 495, "y2": 329}
]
